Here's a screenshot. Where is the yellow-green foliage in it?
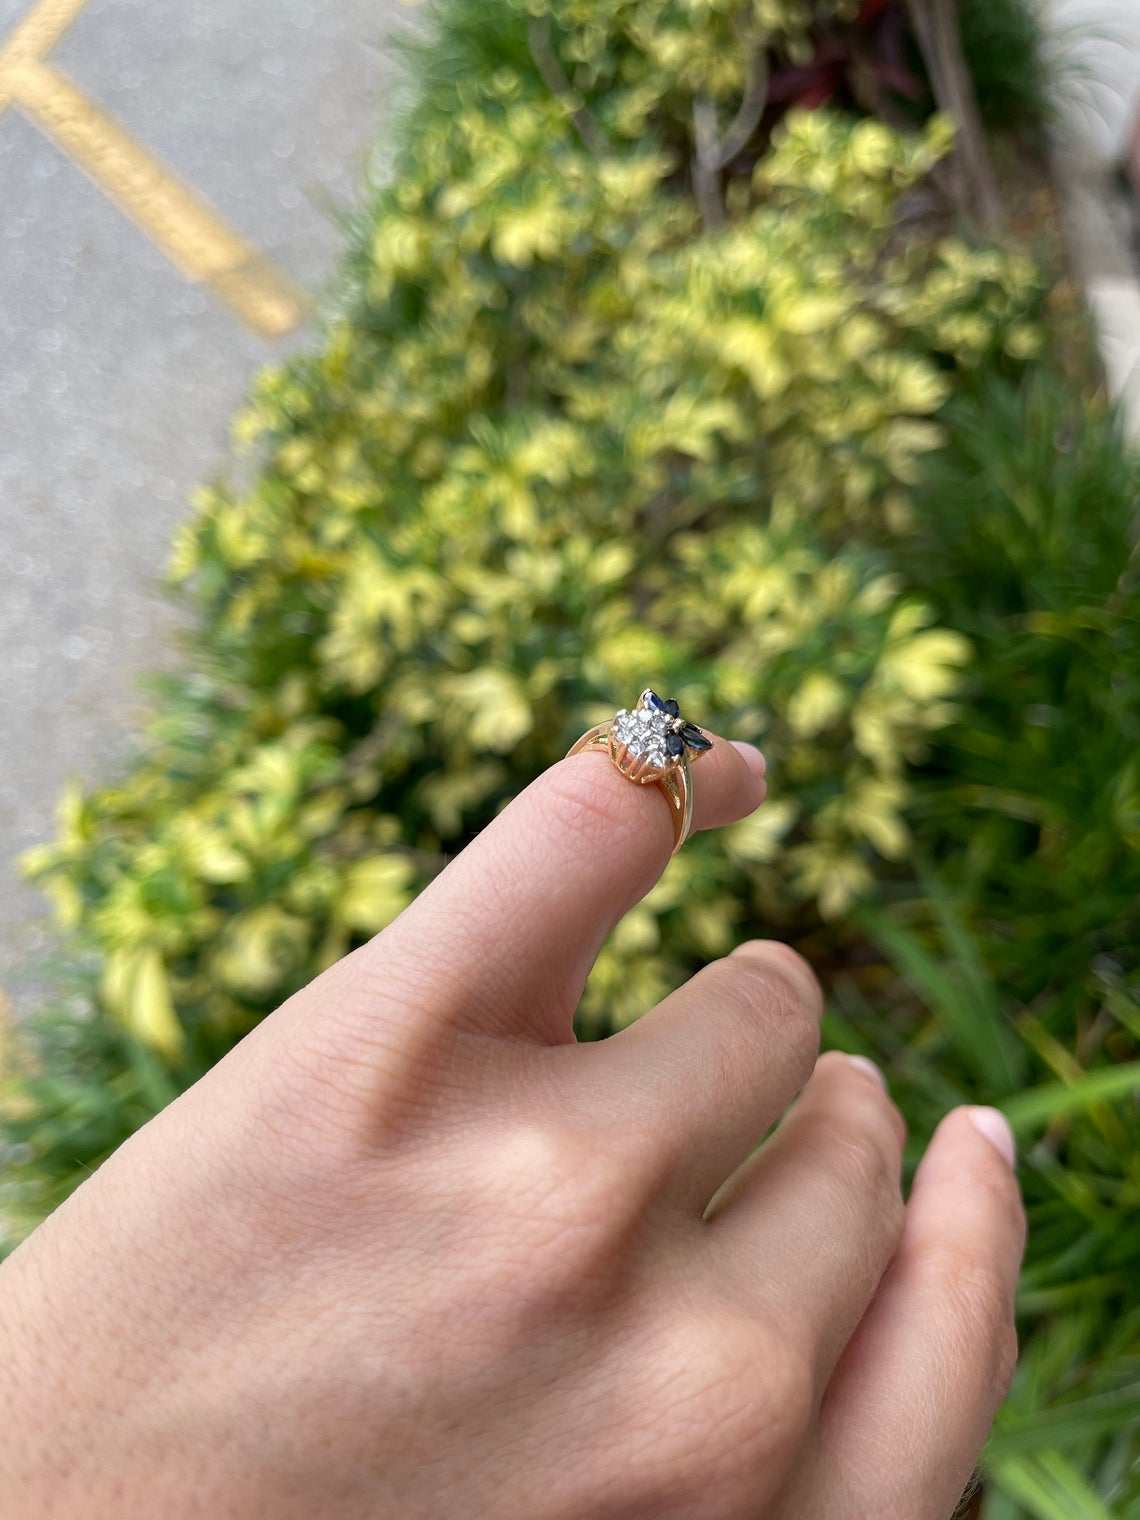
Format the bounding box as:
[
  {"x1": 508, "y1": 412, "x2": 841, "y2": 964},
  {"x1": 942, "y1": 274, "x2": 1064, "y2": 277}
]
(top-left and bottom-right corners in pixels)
[
  {"x1": 529, "y1": 0, "x2": 856, "y2": 105},
  {"x1": 23, "y1": 3, "x2": 1041, "y2": 1058}
]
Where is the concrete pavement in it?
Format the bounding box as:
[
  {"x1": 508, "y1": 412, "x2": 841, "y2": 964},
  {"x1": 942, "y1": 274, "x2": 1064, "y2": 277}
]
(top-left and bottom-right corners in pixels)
[{"x1": 0, "y1": 0, "x2": 410, "y2": 1010}]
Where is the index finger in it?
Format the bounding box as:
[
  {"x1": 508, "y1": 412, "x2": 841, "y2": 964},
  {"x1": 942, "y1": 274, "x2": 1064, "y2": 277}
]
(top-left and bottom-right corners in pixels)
[{"x1": 350, "y1": 727, "x2": 767, "y2": 1045}]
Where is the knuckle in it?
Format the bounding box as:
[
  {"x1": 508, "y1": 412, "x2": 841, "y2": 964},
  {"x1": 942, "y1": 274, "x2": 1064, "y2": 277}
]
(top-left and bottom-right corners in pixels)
[
  {"x1": 553, "y1": 1134, "x2": 639, "y2": 1226},
  {"x1": 732, "y1": 940, "x2": 823, "y2": 1019},
  {"x1": 646, "y1": 1313, "x2": 812, "y2": 1505},
  {"x1": 817, "y1": 1053, "x2": 905, "y2": 1151},
  {"x1": 478, "y1": 1124, "x2": 636, "y2": 1305},
  {"x1": 717, "y1": 951, "x2": 823, "y2": 1065},
  {"x1": 743, "y1": 1328, "x2": 816, "y2": 1453},
  {"x1": 821, "y1": 1106, "x2": 903, "y2": 1206},
  {"x1": 991, "y1": 1319, "x2": 1021, "y2": 1402},
  {"x1": 920, "y1": 1236, "x2": 1015, "y2": 1345}
]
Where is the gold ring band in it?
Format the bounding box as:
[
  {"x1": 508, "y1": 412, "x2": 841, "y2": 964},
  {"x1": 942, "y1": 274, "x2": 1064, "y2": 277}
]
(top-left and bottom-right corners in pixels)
[{"x1": 565, "y1": 688, "x2": 714, "y2": 856}]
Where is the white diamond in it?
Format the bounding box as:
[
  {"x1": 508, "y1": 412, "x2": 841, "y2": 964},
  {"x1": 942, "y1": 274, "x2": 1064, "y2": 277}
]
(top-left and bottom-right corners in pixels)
[{"x1": 612, "y1": 701, "x2": 673, "y2": 768}]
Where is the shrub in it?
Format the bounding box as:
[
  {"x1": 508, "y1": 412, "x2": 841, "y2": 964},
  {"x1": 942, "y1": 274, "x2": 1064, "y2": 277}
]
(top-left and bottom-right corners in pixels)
[{"x1": 16, "y1": 32, "x2": 1040, "y2": 1080}]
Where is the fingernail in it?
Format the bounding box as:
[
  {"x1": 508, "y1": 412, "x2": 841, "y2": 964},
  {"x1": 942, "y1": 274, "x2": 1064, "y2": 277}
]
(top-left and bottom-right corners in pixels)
[
  {"x1": 967, "y1": 1106, "x2": 1016, "y2": 1168},
  {"x1": 846, "y1": 1054, "x2": 887, "y2": 1090},
  {"x1": 730, "y1": 740, "x2": 767, "y2": 781}
]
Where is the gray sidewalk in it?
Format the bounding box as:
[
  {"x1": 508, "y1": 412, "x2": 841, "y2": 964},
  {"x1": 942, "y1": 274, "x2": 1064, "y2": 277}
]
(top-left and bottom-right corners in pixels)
[{"x1": 0, "y1": 0, "x2": 408, "y2": 1009}]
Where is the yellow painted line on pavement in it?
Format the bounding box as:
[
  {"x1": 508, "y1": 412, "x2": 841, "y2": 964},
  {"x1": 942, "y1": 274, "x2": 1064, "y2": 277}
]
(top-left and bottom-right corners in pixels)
[
  {"x1": 0, "y1": 0, "x2": 306, "y2": 337},
  {"x1": 0, "y1": 0, "x2": 86, "y2": 78}
]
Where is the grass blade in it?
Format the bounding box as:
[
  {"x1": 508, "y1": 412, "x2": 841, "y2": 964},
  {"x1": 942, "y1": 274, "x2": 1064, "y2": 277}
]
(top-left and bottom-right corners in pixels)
[{"x1": 1001, "y1": 1064, "x2": 1140, "y2": 1134}]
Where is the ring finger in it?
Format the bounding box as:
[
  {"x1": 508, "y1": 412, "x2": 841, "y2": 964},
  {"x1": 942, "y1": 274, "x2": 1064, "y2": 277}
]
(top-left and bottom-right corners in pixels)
[{"x1": 706, "y1": 1051, "x2": 907, "y2": 1387}]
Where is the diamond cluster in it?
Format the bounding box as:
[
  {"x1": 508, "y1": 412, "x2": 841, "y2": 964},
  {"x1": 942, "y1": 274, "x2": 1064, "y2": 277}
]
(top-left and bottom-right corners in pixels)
[{"x1": 612, "y1": 704, "x2": 674, "y2": 770}]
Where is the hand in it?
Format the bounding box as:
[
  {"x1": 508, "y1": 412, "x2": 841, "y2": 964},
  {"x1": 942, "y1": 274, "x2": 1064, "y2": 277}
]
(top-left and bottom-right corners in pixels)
[{"x1": 0, "y1": 737, "x2": 1024, "y2": 1518}]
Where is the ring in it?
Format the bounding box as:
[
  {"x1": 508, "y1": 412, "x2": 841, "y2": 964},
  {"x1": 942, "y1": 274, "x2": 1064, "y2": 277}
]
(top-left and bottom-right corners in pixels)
[{"x1": 565, "y1": 688, "x2": 714, "y2": 856}]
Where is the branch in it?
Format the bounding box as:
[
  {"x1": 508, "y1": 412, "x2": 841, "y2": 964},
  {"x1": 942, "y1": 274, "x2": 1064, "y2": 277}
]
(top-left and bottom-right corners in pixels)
[
  {"x1": 690, "y1": 38, "x2": 770, "y2": 231},
  {"x1": 712, "y1": 44, "x2": 769, "y2": 169},
  {"x1": 528, "y1": 17, "x2": 607, "y2": 156},
  {"x1": 691, "y1": 97, "x2": 726, "y2": 230},
  {"x1": 906, "y1": 0, "x2": 1002, "y2": 232}
]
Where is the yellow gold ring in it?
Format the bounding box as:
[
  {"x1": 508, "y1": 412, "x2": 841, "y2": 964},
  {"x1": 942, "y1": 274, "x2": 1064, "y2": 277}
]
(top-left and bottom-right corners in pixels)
[{"x1": 565, "y1": 688, "x2": 715, "y2": 856}]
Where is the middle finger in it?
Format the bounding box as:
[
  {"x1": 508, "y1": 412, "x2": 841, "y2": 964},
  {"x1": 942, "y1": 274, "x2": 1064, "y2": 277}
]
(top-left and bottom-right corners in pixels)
[{"x1": 575, "y1": 939, "x2": 824, "y2": 1213}]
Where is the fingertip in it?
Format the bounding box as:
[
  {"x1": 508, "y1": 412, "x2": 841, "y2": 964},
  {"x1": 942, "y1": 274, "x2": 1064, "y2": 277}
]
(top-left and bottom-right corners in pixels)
[
  {"x1": 804, "y1": 1050, "x2": 907, "y2": 1148},
  {"x1": 844, "y1": 1053, "x2": 888, "y2": 1091},
  {"x1": 729, "y1": 739, "x2": 767, "y2": 783},
  {"x1": 930, "y1": 1104, "x2": 1018, "y2": 1174},
  {"x1": 913, "y1": 1106, "x2": 1027, "y2": 1263},
  {"x1": 730, "y1": 938, "x2": 823, "y2": 1017},
  {"x1": 718, "y1": 735, "x2": 767, "y2": 812},
  {"x1": 689, "y1": 730, "x2": 767, "y2": 830},
  {"x1": 964, "y1": 1106, "x2": 1017, "y2": 1169}
]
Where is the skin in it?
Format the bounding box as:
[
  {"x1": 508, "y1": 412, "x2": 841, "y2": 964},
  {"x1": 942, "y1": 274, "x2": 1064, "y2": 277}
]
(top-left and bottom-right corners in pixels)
[{"x1": 0, "y1": 735, "x2": 1025, "y2": 1518}]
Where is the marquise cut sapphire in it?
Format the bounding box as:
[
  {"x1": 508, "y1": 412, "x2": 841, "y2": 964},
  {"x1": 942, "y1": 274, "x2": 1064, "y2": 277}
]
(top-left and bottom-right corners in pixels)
[{"x1": 623, "y1": 689, "x2": 712, "y2": 765}]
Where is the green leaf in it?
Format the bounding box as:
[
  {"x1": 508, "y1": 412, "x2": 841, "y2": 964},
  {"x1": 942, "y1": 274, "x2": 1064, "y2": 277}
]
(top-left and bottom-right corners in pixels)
[
  {"x1": 989, "y1": 1381, "x2": 1140, "y2": 1457},
  {"x1": 862, "y1": 907, "x2": 1022, "y2": 1093},
  {"x1": 987, "y1": 1451, "x2": 1117, "y2": 1520},
  {"x1": 1001, "y1": 1064, "x2": 1140, "y2": 1134}
]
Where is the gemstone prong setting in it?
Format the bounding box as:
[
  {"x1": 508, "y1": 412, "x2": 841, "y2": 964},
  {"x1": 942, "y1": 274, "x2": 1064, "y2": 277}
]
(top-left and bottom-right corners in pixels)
[{"x1": 606, "y1": 688, "x2": 713, "y2": 784}]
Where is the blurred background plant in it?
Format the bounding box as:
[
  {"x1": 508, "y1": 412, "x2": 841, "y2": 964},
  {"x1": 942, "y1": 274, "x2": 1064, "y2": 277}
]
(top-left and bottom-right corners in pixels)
[{"x1": 3, "y1": 0, "x2": 1138, "y2": 1512}]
